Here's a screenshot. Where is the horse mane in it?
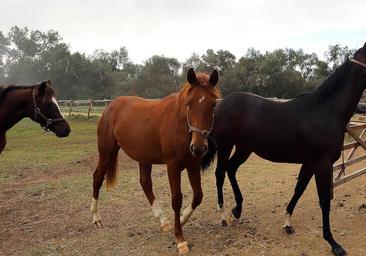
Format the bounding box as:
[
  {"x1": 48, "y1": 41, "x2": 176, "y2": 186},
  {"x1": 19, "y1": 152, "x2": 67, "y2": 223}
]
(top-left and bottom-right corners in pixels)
[
  {"x1": 0, "y1": 84, "x2": 54, "y2": 102},
  {"x1": 0, "y1": 84, "x2": 37, "y2": 102},
  {"x1": 306, "y1": 60, "x2": 352, "y2": 105},
  {"x1": 177, "y1": 73, "x2": 221, "y2": 105},
  {"x1": 176, "y1": 73, "x2": 221, "y2": 121}
]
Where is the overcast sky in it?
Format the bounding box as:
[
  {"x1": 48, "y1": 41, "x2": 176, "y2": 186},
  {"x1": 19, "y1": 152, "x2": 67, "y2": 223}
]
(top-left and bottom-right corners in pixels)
[{"x1": 1, "y1": 0, "x2": 366, "y2": 63}]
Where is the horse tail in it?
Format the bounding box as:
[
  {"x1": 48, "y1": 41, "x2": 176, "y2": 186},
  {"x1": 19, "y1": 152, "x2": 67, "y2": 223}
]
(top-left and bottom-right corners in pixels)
[
  {"x1": 104, "y1": 145, "x2": 119, "y2": 190},
  {"x1": 96, "y1": 109, "x2": 120, "y2": 190},
  {"x1": 201, "y1": 135, "x2": 218, "y2": 171}
]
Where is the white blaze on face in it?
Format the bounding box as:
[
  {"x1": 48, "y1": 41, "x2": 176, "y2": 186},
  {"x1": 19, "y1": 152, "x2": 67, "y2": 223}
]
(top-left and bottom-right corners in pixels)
[
  {"x1": 52, "y1": 96, "x2": 65, "y2": 118},
  {"x1": 198, "y1": 94, "x2": 205, "y2": 104}
]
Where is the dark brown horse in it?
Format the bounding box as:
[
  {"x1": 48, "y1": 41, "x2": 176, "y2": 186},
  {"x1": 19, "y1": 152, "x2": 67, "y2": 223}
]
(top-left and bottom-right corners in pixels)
[
  {"x1": 90, "y1": 68, "x2": 220, "y2": 254},
  {"x1": 0, "y1": 80, "x2": 71, "y2": 154},
  {"x1": 202, "y1": 44, "x2": 366, "y2": 256}
]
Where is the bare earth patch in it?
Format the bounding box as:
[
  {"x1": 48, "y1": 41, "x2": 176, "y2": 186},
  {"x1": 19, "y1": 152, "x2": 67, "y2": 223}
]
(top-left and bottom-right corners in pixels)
[{"x1": 1, "y1": 151, "x2": 366, "y2": 256}]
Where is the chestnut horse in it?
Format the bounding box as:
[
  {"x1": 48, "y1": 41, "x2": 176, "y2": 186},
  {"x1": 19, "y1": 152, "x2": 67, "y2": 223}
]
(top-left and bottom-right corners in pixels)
[
  {"x1": 90, "y1": 68, "x2": 220, "y2": 254},
  {"x1": 0, "y1": 81, "x2": 71, "y2": 154}
]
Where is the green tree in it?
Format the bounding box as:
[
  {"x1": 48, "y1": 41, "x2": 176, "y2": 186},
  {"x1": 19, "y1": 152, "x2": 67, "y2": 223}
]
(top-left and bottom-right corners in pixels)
[{"x1": 136, "y1": 55, "x2": 181, "y2": 98}]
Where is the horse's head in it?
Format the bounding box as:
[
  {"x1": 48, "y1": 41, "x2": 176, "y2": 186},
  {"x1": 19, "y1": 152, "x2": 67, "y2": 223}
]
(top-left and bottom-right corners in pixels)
[
  {"x1": 351, "y1": 43, "x2": 366, "y2": 78},
  {"x1": 181, "y1": 68, "x2": 220, "y2": 157},
  {"x1": 31, "y1": 81, "x2": 71, "y2": 137}
]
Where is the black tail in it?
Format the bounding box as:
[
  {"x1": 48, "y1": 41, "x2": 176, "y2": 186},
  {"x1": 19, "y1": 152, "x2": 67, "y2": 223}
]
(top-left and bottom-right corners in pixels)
[{"x1": 201, "y1": 135, "x2": 218, "y2": 171}]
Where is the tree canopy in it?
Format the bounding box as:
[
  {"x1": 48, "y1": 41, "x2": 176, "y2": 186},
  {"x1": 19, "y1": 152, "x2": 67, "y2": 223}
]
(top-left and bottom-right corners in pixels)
[{"x1": 0, "y1": 26, "x2": 356, "y2": 99}]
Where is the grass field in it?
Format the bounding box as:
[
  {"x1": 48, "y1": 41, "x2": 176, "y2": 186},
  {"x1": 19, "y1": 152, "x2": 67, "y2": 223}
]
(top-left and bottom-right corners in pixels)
[{"x1": 0, "y1": 118, "x2": 365, "y2": 256}]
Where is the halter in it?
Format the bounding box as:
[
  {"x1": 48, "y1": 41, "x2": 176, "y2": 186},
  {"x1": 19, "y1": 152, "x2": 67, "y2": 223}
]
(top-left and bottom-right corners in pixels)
[
  {"x1": 350, "y1": 58, "x2": 366, "y2": 69},
  {"x1": 186, "y1": 105, "x2": 214, "y2": 138},
  {"x1": 32, "y1": 86, "x2": 65, "y2": 132}
]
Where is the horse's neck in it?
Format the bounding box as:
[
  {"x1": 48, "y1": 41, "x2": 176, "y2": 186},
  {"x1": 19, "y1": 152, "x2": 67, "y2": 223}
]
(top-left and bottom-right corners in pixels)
[
  {"x1": 0, "y1": 89, "x2": 32, "y2": 133},
  {"x1": 173, "y1": 93, "x2": 189, "y2": 128},
  {"x1": 314, "y1": 67, "x2": 365, "y2": 126}
]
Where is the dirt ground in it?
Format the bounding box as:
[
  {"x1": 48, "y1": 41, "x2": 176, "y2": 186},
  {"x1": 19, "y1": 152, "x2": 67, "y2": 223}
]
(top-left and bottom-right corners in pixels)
[{"x1": 1, "y1": 150, "x2": 365, "y2": 256}]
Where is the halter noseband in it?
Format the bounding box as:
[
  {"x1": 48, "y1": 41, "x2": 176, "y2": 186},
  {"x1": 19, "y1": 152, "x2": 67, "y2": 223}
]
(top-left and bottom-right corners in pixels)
[
  {"x1": 350, "y1": 58, "x2": 366, "y2": 69},
  {"x1": 186, "y1": 105, "x2": 214, "y2": 138},
  {"x1": 32, "y1": 86, "x2": 65, "y2": 132}
]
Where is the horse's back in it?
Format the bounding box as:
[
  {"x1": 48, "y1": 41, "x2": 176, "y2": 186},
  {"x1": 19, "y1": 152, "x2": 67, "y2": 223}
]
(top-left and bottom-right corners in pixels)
[
  {"x1": 98, "y1": 95, "x2": 173, "y2": 163},
  {"x1": 214, "y1": 92, "x2": 314, "y2": 163}
]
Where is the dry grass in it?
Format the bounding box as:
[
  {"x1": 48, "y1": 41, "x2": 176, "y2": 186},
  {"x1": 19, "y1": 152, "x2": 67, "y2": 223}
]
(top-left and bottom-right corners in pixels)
[{"x1": 1, "y1": 119, "x2": 366, "y2": 256}]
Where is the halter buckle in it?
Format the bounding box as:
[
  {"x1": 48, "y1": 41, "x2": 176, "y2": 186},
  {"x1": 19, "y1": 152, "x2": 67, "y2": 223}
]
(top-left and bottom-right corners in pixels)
[{"x1": 201, "y1": 130, "x2": 210, "y2": 138}]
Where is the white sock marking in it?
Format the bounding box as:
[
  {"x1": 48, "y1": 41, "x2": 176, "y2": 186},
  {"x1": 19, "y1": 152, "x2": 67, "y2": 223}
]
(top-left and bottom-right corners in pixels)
[
  {"x1": 180, "y1": 205, "x2": 194, "y2": 225},
  {"x1": 90, "y1": 198, "x2": 102, "y2": 223},
  {"x1": 151, "y1": 201, "x2": 169, "y2": 226},
  {"x1": 284, "y1": 211, "x2": 292, "y2": 227},
  {"x1": 218, "y1": 204, "x2": 227, "y2": 222}
]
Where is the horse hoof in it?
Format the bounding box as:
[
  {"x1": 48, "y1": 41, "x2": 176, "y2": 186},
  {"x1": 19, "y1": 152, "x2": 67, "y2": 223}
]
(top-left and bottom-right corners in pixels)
[
  {"x1": 231, "y1": 207, "x2": 241, "y2": 219},
  {"x1": 222, "y1": 220, "x2": 228, "y2": 227},
  {"x1": 332, "y1": 246, "x2": 347, "y2": 256},
  {"x1": 161, "y1": 223, "x2": 172, "y2": 232},
  {"x1": 177, "y1": 241, "x2": 189, "y2": 254},
  {"x1": 93, "y1": 220, "x2": 103, "y2": 228},
  {"x1": 283, "y1": 225, "x2": 294, "y2": 234}
]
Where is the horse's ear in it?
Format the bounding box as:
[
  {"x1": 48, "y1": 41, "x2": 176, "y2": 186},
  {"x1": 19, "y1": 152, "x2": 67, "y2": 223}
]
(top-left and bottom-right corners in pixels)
[
  {"x1": 187, "y1": 68, "x2": 197, "y2": 85},
  {"x1": 209, "y1": 70, "x2": 219, "y2": 87},
  {"x1": 38, "y1": 80, "x2": 52, "y2": 96},
  {"x1": 38, "y1": 81, "x2": 48, "y2": 96}
]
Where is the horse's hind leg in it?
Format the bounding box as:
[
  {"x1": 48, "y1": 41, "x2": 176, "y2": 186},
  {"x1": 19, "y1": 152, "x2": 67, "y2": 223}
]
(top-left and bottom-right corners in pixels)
[
  {"x1": 226, "y1": 146, "x2": 251, "y2": 220},
  {"x1": 283, "y1": 163, "x2": 313, "y2": 234},
  {"x1": 139, "y1": 163, "x2": 171, "y2": 232},
  {"x1": 215, "y1": 145, "x2": 232, "y2": 226},
  {"x1": 90, "y1": 137, "x2": 119, "y2": 228}
]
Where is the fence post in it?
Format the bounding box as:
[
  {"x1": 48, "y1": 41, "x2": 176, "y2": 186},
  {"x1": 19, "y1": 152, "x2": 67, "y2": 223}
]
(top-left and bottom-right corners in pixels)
[
  {"x1": 68, "y1": 100, "x2": 73, "y2": 117},
  {"x1": 87, "y1": 99, "x2": 92, "y2": 119}
]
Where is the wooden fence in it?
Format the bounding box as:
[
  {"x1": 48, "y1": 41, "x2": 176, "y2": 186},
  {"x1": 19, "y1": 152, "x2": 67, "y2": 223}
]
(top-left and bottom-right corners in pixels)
[
  {"x1": 333, "y1": 119, "x2": 366, "y2": 188},
  {"x1": 58, "y1": 99, "x2": 111, "y2": 118}
]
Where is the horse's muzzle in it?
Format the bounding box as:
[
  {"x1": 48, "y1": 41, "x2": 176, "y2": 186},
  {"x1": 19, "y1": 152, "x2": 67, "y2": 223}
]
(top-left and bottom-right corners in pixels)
[
  {"x1": 190, "y1": 144, "x2": 208, "y2": 157},
  {"x1": 55, "y1": 125, "x2": 71, "y2": 137}
]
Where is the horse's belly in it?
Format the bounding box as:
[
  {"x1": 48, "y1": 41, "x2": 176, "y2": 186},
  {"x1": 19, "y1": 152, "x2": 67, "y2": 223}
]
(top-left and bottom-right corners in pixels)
[{"x1": 118, "y1": 139, "x2": 165, "y2": 164}]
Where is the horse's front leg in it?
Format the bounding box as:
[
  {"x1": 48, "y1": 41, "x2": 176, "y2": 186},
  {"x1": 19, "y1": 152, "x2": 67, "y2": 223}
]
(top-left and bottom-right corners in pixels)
[
  {"x1": 167, "y1": 162, "x2": 188, "y2": 254},
  {"x1": 0, "y1": 133, "x2": 6, "y2": 154},
  {"x1": 315, "y1": 161, "x2": 346, "y2": 256},
  {"x1": 180, "y1": 164, "x2": 203, "y2": 226}
]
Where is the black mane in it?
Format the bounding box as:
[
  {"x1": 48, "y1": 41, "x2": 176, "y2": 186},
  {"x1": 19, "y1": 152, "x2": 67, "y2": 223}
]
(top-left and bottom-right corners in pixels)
[
  {"x1": 309, "y1": 60, "x2": 352, "y2": 104},
  {"x1": 0, "y1": 84, "x2": 38, "y2": 102}
]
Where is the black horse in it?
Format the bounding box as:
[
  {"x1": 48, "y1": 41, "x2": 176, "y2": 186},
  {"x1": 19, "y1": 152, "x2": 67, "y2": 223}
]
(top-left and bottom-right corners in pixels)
[
  {"x1": 0, "y1": 80, "x2": 71, "y2": 154},
  {"x1": 202, "y1": 43, "x2": 366, "y2": 256}
]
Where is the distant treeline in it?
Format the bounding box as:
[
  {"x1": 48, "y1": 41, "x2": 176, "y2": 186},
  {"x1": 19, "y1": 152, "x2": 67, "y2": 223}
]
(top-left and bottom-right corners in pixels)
[{"x1": 0, "y1": 26, "x2": 356, "y2": 99}]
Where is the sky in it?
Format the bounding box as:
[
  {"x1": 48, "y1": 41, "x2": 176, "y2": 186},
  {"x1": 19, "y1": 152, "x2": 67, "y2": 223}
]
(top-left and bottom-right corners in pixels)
[{"x1": 1, "y1": 0, "x2": 366, "y2": 63}]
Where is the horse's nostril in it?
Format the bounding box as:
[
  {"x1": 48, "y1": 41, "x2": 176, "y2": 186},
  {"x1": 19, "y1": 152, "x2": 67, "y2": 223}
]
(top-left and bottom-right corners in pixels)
[
  {"x1": 203, "y1": 145, "x2": 208, "y2": 153},
  {"x1": 190, "y1": 144, "x2": 195, "y2": 153}
]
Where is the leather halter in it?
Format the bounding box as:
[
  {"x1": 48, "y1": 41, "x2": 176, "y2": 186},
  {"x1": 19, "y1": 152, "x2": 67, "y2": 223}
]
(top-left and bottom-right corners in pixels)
[
  {"x1": 32, "y1": 86, "x2": 65, "y2": 132},
  {"x1": 350, "y1": 58, "x2": 366, "y2": 69},
  {"x1": 186, "y1": 105, "x2": 214, "y2": 138}
]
